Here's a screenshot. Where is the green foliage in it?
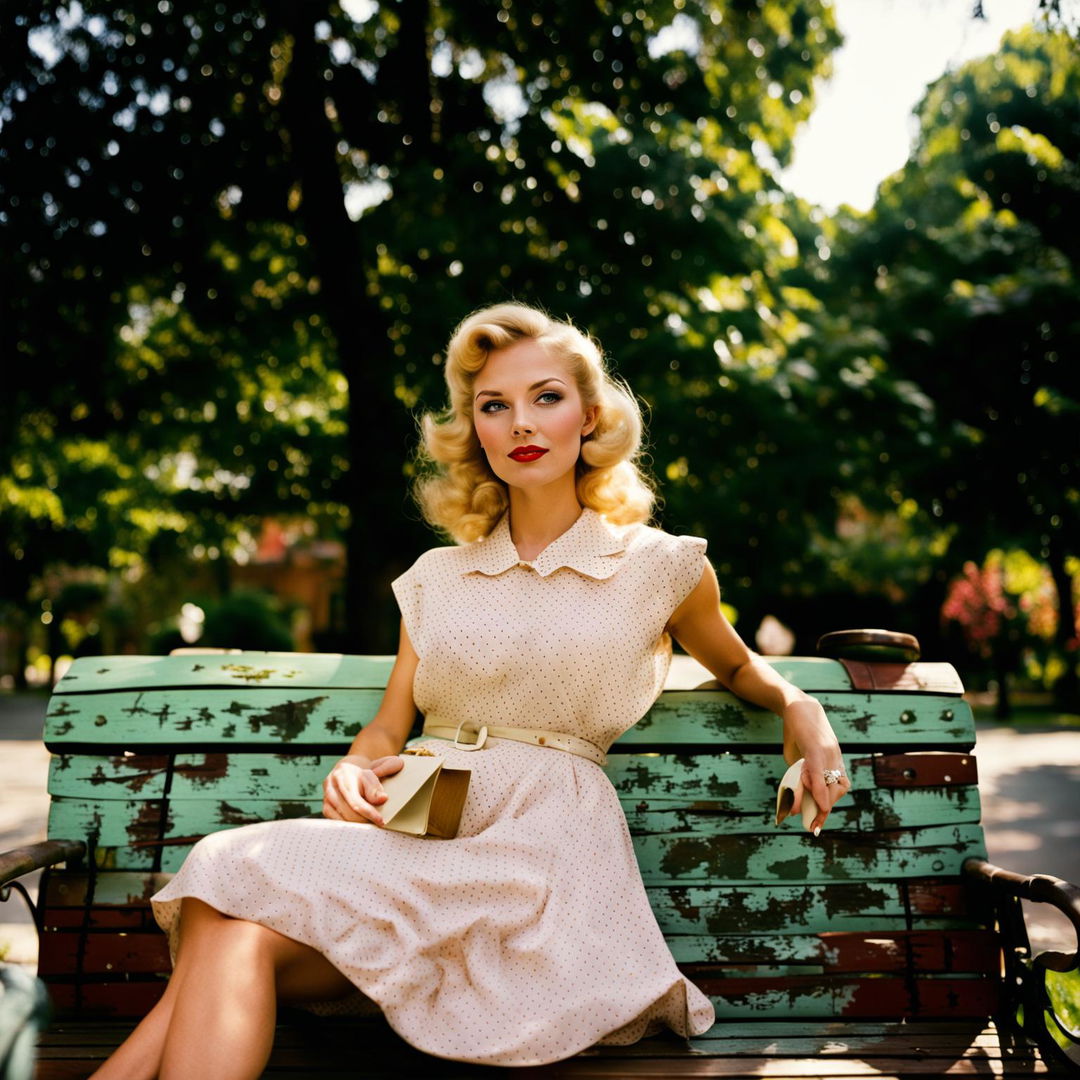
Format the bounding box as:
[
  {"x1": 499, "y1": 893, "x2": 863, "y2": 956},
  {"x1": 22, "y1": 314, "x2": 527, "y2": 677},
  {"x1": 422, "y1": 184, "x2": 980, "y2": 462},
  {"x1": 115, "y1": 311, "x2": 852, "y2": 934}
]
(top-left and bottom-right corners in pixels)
[
  {"x1": 199, "y1": 589, "x2": 295, "y2": 651},
  {"x1": 828, "y1": 25, "x2": 1080, "y2": 567},
  {"x1": 1, "y1": 0, "x2": 844, "y2": 647}
]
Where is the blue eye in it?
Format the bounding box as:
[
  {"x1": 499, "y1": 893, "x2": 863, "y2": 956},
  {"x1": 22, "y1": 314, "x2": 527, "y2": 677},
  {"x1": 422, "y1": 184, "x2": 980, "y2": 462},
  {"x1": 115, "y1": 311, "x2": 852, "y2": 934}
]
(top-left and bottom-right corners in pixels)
[
  {"x1": 537, "y1": 391, "x2": 562, "y2": 404},
  {"x1": 479, "y1": 400, "x2": 507, "y2": 413}
]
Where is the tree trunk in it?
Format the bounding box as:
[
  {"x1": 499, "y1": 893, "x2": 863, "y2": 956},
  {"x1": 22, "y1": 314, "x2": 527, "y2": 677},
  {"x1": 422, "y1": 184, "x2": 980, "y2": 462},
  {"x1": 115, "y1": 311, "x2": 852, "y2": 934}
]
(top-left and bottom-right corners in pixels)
[
  {"x1": 277, "y1": 0, "x2": 409, "y2": 650},
  {"x1": 992, "y1": 654, "x2": 1012, "y2": 720},
  {"x1": 1046, "y1": 534, "x2": 1079, "y2": 712}
]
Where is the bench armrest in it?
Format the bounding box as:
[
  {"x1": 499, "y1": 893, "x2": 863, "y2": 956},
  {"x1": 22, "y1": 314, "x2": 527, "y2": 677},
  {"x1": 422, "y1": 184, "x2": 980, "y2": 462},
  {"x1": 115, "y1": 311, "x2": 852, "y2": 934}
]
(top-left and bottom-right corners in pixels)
[
  {"x1": 0, "y1": 841, "x2": 86, "y2": 893},
  {"x1": 964, "y1": 856, "x2": 1080, "y2": 1070},
  {"x1": 964, "y1": 856, "x2": 1080, "y2": 970}
]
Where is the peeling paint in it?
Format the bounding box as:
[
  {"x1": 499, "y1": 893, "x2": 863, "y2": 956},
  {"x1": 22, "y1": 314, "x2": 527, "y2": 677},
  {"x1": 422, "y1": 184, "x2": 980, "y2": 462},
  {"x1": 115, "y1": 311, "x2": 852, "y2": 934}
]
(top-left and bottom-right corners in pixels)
[
  {"x1": 176, "y1": 754, "x2": 229, "y2": 785},
  {"x1": 245, "y1": 696, "x2": 328, "y2": 742},
  {"x1": 221, "y1": 664, "x2": 302, "y2": 683},
  {"x1": 766, "y1": 854, "x2": 809, "y2": 879}
]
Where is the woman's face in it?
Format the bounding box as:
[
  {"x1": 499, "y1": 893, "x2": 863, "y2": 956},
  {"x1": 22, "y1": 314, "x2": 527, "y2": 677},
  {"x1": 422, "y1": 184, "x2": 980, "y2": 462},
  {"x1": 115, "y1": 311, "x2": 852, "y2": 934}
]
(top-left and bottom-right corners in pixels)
[{"x1": 472, "y1": 339, "x2": 598, "y2": 495}]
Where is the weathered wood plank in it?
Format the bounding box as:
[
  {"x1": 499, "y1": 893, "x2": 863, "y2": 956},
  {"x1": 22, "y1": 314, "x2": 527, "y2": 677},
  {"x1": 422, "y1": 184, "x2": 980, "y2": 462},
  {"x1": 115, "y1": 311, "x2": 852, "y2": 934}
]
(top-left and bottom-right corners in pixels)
[
  {"x1": 44, "y1": 690, "x2": 376, "y2": 747},
  {"x1": 702, "y1": 974, "x2": 999, "y2": 1020},
  {"x1": 52, "y1": 654, "x2": 395, "y2": 693},
  {"x1": 648, "y1": 880, "x2": 980, "y2": 936},
  {"x1": 41, "y1": 869, "x2": 172, "y2": 908},
  {"x1": 42, "y1": 981, "x2": 165, "y2": 1018},
  {"x1": 619, "y1": 693, "x2": 974, "y2": 748},
  {"x1": 39, "y1": 931, "x2": 171, "y2": 976},
  {"x1": 48, "y1": 752, "x2": 336, "y2": 800},
  {"x1": 45, "y1": 689, "x2": 975, "y2": 748},
  {"x1": 37, "y1": 872, "x2": 983, "y2": 943},
  {"x1": 45, "y1": 797, "x2": 988, "y2": 880},
  {"x1": 47, "y1": 752, "x2": 982, "y2": 832},
  {"x1": 33, "y1": 925, "x2": 996, "y2": 979},
  {"x1": 838, "y1": 660, "x2": 964, "y2": 694},
  {"x1": 634, "y1": 824, "x2": 988, "y2": 886},
  {"x1": 620, "y1": 789, "x2": 981, "y2": 833},
  {"x1": 56, "y1": 654, "x2": 864, "y2": 696},
  {"x1": 48, "y1": 754, "x2": 171, "y2": 798},
  {"x1": 666, "y1": 931, "x2": 998, "y2": 972},
  {"x1": 607, "y1": 751, "x2": 978, "y2": 802}
]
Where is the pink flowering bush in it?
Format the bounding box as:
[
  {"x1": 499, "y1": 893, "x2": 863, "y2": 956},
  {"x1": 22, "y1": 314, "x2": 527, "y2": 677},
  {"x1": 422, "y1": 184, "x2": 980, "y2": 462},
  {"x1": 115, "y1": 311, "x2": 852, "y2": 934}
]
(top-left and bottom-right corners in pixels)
[{"x1": 942, "y1": 550, "x2": 1075, "y2": 700}]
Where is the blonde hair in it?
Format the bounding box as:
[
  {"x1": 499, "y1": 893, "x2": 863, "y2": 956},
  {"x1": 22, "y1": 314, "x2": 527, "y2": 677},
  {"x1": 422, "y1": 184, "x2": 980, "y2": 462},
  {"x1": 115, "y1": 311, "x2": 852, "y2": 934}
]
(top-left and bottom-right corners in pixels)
[{"x1": 412, "y1": 301, "x2": 656, "y2": 543}]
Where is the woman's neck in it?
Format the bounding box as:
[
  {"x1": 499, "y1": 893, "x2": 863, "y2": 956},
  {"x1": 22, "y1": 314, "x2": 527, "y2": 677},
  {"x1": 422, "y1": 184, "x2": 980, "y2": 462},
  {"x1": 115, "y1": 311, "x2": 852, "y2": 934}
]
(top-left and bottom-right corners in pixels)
[{"x1": 507, "y1": 488, "x2": 584, "y2": 562}]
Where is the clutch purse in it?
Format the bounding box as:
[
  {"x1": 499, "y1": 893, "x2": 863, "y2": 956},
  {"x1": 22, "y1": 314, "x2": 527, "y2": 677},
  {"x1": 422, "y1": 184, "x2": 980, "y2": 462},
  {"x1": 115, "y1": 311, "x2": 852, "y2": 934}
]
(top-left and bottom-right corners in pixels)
[
  {"x1": 775, "y1": 757, "x2": 820, "y2": 832},
  {"x1": 378, "y1": 750, "x2": 471, "y2": 838}
]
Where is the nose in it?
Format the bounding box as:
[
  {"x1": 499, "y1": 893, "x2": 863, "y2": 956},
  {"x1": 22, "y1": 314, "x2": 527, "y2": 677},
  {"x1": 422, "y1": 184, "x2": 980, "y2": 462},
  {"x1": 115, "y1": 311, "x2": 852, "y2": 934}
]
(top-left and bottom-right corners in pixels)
[{"x1": 511, "y1": 407, "x2": 534, "y2": 436}]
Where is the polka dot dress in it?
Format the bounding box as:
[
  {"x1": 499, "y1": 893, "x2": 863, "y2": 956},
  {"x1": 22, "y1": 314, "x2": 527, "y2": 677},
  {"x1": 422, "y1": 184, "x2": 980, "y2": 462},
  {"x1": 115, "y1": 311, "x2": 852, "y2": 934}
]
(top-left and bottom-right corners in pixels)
[{"x1": 152, "y1": 507, "x2": 717, "y2": 1066}]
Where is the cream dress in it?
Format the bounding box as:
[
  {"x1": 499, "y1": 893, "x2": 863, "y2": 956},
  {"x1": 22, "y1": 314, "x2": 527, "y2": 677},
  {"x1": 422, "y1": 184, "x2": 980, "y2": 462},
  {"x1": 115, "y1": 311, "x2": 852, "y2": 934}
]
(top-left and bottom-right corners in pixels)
[{"x1": 152, "y1": 507, "x2": 717, "y2": 1066}]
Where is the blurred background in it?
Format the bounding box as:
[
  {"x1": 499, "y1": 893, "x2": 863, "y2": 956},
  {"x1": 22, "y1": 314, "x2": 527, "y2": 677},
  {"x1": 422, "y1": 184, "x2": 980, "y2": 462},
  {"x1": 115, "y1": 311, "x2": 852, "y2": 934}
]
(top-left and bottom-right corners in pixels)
[{"x1": 1, "y1": 0, "x2": 1078, "y2": 728}]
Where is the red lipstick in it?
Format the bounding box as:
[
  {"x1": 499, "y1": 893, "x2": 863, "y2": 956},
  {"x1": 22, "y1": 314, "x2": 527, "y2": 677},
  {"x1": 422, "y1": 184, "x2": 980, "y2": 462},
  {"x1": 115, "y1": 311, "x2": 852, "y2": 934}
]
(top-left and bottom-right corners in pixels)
[{"x1": 509, "y1": 446, "x2": 548, "y2": 462}]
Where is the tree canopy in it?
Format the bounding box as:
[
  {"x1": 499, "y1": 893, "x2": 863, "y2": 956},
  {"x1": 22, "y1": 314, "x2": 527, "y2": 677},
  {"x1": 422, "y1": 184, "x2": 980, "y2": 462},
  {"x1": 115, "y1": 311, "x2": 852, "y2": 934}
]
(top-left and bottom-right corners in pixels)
[{"x1": 2, "y1": 0, "x2": 843, "y2": 650}]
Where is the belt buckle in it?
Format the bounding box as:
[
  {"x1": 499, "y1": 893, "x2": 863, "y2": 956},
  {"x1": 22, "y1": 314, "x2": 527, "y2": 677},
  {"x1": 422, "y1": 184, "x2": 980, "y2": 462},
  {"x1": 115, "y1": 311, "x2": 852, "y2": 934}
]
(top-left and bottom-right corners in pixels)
[{"x1": 453, "y1": 720, "x2": 488, "y2": 751}]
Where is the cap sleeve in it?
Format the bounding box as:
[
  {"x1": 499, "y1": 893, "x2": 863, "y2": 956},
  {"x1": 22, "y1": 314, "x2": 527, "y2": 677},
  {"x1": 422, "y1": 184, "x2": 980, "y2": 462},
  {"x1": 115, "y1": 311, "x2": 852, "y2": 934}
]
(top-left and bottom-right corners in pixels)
[
  {"x1": 390, "y1": 555, "x2": 427, "y2": 654},
  {"x1": 669, "y1": 534, "x2": 709, "y2": 611}
]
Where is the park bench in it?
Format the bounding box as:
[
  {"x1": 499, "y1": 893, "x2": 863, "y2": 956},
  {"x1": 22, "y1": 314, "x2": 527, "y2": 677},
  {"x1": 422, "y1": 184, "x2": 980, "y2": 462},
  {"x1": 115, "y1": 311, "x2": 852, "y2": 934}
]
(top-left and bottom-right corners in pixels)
[{"x1": 1, "y1": 632, "x2": 1078, "y2": 1078}]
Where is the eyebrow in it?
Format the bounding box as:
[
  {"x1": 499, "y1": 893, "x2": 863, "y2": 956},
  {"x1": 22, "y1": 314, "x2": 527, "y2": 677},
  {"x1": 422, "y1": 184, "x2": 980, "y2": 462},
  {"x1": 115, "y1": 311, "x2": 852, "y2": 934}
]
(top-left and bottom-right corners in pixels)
[{"x1": 474, "y1": 377, "x2": 567, "y2": 401}]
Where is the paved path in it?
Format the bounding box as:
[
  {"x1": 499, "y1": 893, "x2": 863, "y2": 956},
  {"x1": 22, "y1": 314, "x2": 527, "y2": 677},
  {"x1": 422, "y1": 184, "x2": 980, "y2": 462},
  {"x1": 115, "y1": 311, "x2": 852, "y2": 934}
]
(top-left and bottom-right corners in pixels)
[{"x1": 2, "y1": 692, "x2": 1078, "y2": 963}]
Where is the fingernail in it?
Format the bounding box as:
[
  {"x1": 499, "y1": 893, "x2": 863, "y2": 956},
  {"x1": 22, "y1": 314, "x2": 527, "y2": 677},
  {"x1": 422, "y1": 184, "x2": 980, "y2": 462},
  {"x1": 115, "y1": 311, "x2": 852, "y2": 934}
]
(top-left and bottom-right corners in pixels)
[{"x1": 813, "y1": 826, "x2": 821, "y2": 837}]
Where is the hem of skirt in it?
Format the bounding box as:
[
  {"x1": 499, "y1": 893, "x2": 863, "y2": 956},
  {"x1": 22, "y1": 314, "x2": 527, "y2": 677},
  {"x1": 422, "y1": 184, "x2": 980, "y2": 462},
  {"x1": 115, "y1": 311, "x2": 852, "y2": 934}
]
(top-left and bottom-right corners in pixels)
[{"x1": 150, "y1": 886, "x2": 713, "y2": 1067}]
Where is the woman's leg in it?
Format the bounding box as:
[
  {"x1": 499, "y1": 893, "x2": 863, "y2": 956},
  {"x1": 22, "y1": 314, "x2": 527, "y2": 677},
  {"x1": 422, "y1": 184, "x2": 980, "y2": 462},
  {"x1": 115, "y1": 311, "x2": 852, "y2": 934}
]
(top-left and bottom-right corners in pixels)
[{"x1": 90, "y1": 898, "x2": 355, "y2": 1080}]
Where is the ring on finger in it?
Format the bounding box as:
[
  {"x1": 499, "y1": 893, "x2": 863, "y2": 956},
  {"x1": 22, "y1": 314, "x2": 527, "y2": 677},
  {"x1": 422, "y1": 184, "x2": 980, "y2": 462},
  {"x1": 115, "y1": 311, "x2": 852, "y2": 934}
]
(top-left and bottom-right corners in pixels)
[{"x1": 823, "y1": 768, "x2": 846, "y2": 786}]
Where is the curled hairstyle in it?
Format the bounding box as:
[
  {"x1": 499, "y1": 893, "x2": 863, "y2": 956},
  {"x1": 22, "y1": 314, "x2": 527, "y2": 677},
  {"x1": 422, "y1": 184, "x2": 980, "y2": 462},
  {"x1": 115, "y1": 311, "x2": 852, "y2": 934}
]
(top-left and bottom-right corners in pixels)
[{"x1": 412, "y1": 302, "x2": 656, "y2": 543}]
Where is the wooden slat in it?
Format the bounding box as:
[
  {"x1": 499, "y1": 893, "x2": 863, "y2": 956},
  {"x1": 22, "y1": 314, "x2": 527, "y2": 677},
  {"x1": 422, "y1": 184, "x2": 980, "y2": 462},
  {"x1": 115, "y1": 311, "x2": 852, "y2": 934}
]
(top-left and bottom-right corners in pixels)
[
  {"x1": 667, "y1": 931, "x2": 998, "y2": 973},
  {"x1": 45, "y1": 689, "x2": 975, "y2": 749},
  {"x1": 44, "y1": 690, "x2": 376, "y2": 747},
  {"x1": 48, "y1": 752, "x2": 982, "y2": 832},
  {"x1": 39, "y1": 931, "x2": 170, "y2": 976},
  {"x1": 700, "y1": 973, "x2": 1000, "y2": 1020},
  {"x1": 633, "y1": 824, "x2": 988, "y2": 886},
  {"x1": 617, "y1": 692, "x2": 975, "y2": 748},
  {"x1": 55, "y1": 653, "x2": 863, "y2": 696},
  {"x1": 43, "y1": 980, "x2": 166, "y2": 1017},
  {"x1": 34, "y1": 1019, "x2": 1063, "y2": 1077},
  {"x1": 44, "y1": 797, "x2": 989, "y2": 878},
  {"x1": 651, "y1": 879, "x2": 981, "y2": 936},
  {"x1": 873, "y1": 752, "x2": 978, "y2": 788},
  {"x1": 52, "y1": 654, "x2": 395, "y2": 693},
  {"x1": 48, "y1": 754, "x2": 171, "y2": 798},
  {"x1": 838, "y1": 660, "x2": 964, "y2": 694},
  {"x1": 621, "y1": 788, "x2": 981, "y2": 832},
  {"x1": 607, "y1": 752, "x2": 977, "y2": 803},
  {"x1": 37, "y1": 873, "x2": 985, "y2": 943},
  {"x1": 41, "y1": 869, "x2": 172, "y2": 908},
  {"x1": 33, "y1": 924, "x2": 997, "y2": 981},
  {"x1": 35, "y1": 872, "x2": 981, "y2": 923}
]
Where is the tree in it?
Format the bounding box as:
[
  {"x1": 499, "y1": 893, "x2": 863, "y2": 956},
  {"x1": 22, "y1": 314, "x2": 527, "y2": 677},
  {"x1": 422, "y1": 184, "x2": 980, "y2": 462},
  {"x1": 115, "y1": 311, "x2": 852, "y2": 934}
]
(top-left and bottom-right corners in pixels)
[
  {"x1": 2, "y1": 0, "x2": 842, "y2": 650},
  {"x1": 818, "y1": 24, "x2": 1080, "y2": 697}
]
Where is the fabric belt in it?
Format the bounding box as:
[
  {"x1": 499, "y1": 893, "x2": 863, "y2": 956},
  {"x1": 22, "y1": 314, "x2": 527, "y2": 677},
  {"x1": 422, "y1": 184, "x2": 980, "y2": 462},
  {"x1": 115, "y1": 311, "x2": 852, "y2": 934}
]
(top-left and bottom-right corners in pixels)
[{"x1": 421, "y1": 719, "x2": 608, "y2": 767}]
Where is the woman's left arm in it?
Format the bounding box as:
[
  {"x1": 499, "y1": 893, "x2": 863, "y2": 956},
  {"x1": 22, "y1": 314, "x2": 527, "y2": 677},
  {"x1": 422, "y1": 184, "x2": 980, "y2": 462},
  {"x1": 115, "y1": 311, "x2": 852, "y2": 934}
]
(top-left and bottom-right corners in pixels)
[{"x1": 666, "y1": 560, "x2": 849, "y2": 832}]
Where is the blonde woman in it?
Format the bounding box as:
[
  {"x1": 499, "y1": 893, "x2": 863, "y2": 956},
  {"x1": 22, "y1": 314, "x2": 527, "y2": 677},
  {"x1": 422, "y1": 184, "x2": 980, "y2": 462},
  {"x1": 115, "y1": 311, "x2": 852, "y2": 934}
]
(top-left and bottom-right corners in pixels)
[{"x1": 92, "y1": 301, "x2": 848, "y2": 1078}]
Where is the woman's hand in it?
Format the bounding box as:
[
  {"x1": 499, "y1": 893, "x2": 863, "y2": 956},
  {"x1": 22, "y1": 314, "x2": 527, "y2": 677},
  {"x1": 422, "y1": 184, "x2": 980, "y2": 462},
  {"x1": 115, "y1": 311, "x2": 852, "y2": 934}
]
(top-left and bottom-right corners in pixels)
[
  {"x1": 322, "y1": 754, "x2": 405, "y2": 825},
  {"x1": 778, "y1": 697, "x2": 849, "y2": 834}
]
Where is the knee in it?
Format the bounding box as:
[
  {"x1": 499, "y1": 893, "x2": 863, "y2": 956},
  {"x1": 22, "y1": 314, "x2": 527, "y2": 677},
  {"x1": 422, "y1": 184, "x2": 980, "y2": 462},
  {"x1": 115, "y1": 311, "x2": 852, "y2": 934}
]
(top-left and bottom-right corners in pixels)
[{"x1": 178, "y1": 901, "x2": 277, "y2": 962}]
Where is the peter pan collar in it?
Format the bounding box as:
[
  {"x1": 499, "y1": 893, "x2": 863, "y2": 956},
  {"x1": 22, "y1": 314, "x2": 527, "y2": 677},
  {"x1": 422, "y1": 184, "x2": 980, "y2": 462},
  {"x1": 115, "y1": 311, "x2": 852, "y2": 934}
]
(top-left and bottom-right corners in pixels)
[{"x1": 458, "y1": 506, "x2": 631, "y2": 580}]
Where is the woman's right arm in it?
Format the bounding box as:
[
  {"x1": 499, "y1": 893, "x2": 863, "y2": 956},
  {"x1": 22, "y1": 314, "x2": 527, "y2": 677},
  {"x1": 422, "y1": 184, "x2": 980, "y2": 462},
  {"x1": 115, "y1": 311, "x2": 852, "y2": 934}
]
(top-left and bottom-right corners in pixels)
[{"x1": 321, "y1": 619, "x2": 420, "y2": 826}]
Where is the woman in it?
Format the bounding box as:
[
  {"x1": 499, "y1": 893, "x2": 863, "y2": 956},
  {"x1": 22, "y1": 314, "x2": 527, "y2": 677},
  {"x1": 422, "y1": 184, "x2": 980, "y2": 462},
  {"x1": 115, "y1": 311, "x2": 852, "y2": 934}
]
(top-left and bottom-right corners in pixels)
[{"x1": 92, "y1": 301, "x2": 848, "y2": 1079}]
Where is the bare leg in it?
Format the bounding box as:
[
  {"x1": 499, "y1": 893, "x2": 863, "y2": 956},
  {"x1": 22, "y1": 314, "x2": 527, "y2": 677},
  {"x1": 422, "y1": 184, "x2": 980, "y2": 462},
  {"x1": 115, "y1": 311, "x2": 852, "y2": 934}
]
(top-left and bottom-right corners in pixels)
[{"x1": 89, "y1": 898, "x2": 354, "y2": 1080}]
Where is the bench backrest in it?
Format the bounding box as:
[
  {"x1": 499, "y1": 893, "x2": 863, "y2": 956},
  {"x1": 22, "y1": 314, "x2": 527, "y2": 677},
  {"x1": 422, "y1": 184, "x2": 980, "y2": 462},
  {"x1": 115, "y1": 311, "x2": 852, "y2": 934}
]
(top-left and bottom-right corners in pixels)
[{"x1": 38, "y1": 650, "x2": 995, "y2": 1020}]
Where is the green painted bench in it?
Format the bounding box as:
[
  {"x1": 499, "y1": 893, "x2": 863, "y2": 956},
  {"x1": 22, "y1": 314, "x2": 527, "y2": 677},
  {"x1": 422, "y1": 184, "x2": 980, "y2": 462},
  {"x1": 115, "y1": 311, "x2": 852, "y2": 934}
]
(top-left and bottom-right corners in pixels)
[{"x1": 2, "y1": 638, "x2": 1079, "y2": 1078}]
